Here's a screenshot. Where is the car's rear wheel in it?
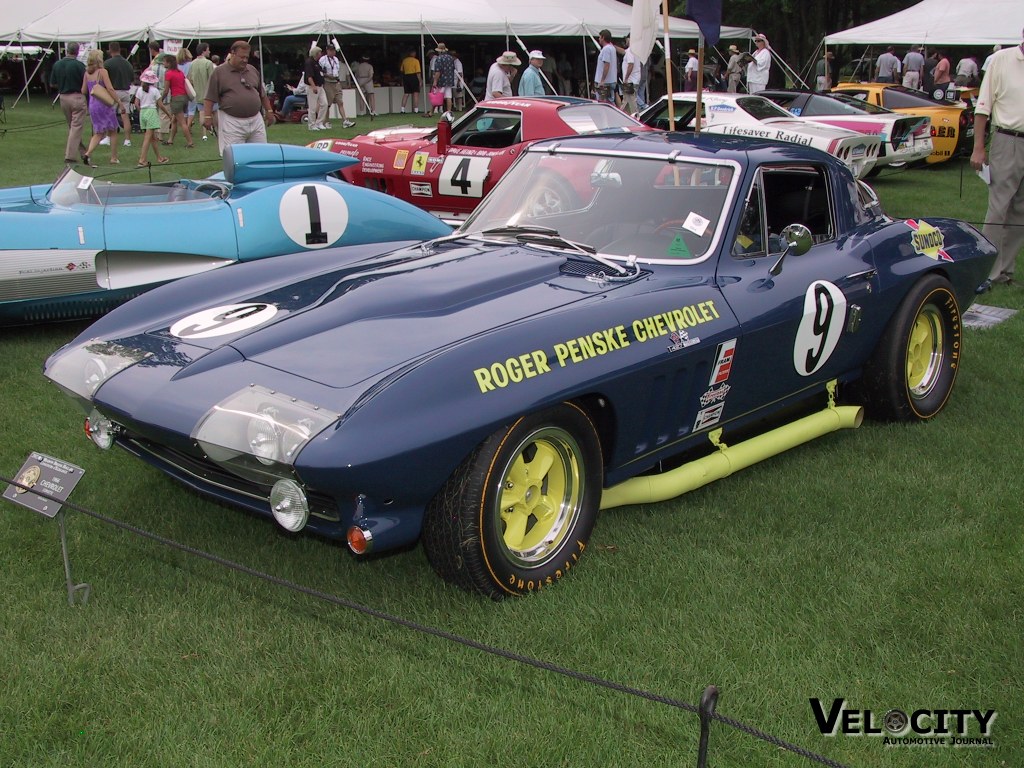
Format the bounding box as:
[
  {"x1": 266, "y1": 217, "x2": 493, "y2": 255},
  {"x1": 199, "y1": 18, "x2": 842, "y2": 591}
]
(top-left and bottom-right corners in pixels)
[
  {"x1": 522, "y1": 173, "x2": 578, "y2": 218},
  {"x1": 859, "y1": 274, "x2": 961, "y2": 421},
  {"x1": 423, "y1": 403, "x2": 602, "y2": 599}
]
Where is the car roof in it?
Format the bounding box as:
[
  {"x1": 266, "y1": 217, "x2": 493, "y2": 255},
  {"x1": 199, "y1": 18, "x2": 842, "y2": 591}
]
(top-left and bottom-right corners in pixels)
[{"x1": 523, "y1": 130, "x2": 848, "y2": 171}]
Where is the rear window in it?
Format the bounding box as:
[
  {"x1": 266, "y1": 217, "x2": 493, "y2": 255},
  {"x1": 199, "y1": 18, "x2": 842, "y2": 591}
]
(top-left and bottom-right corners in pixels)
[
  {"x1": 879, "y1": 88, "x2": 935, "y2": 109},
  {"x1": 558, "y1": 103, "x2": 642, "y2": 133}
]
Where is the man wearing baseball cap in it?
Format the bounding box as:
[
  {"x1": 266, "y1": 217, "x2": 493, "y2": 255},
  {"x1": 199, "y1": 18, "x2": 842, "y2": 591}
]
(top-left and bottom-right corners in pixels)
[{"x1": 518, "y1": 50, "x2": 546, "y2": 97}]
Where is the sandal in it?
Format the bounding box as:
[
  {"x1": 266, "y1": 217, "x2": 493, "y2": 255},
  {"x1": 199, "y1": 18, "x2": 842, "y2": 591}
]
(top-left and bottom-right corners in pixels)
[
  {"x1": 158, "y1": 157, "x2": 170, "y2": 164},
  {"x1": 185, "y1": 143, "x2": 195, "y2": 149},
  {"x1": 160, "y1": 140, "x2": 172, "y2": 146},
  {"x1": 136, "y1": 161, "x2": 150, "y2": 168},
  {"x1": 110, "y1": 159, "x2": 120, "y2": 164}
]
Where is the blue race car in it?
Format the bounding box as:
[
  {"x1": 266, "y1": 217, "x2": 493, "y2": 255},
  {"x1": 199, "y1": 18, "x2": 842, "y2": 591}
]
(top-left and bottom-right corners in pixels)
[
  {"x1": 44, "y1": 132, "x2": 995, "y2": 598},
  {"x1": 0, "y1": 143, "x2": 450, "y2": 324}
]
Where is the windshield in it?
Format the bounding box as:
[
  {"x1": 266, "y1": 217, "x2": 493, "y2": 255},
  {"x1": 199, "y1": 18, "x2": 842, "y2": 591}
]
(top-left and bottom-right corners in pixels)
[
  {"x1": 460, "y1": 149, "x2": 738, "y2": 264},
  {"x1": 47, "y1": 167, "x2": 227, "y2": 208},
  {"x1": 736, "y1": 96, "x2": 794, "y2": 121}
]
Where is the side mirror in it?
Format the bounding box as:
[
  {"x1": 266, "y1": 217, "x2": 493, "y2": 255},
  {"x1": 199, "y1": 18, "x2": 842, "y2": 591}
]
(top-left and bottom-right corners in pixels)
[
  {"x1": 769, "y1": 223, "x2": 813, "y2": 277},
  {"x1": 780, "y1": 223, "x2": 813, "y2": 256}
]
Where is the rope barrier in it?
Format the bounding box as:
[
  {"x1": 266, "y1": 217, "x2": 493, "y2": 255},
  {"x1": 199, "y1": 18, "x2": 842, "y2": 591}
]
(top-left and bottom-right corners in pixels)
[{"x1": 3, "y1": 473, "x2": 850, "y2": 768}]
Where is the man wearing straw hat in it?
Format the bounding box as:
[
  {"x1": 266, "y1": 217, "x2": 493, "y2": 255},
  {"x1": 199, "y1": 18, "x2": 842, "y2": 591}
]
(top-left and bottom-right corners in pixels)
[
  {"x1": 487, "y1": 51, "x2": 520, "y2": 98},
  {"x1": 725, "y1": 44, "x2": 743, "y2": 93},
  {"x1": 683, "y1": 49, "x2": 699, "y2": 92}
]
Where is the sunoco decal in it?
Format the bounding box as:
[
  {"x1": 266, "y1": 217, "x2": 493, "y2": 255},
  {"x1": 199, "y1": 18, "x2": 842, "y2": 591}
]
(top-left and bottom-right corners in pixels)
[{"x1": 905, "y1": 219, "x2": 952, "y2": 262}]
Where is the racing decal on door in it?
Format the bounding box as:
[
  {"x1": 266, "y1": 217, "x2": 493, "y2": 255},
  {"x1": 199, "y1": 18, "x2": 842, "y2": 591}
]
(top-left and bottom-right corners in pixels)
[
  {"x1": 793, "y1": 280, "x2": 847, "y2": 376},
  {"x1": 410, "y1": 151, "x2": 430, "y2": 175},
  {"x1": 278, "y1": 183, "x2": 349, "y2": 249},
  {"x1": 694, "y1": 337, "x2": 737, "y2": 431},
  {"x1": 394, "y1": 150, "x2": 409, "y2": 170},
  {"x1": 170, "y1": 303, "x2": 278, "y2": 339},
  {"x1": 439, "y1": 155, "x2": 491, "y2": 198}
]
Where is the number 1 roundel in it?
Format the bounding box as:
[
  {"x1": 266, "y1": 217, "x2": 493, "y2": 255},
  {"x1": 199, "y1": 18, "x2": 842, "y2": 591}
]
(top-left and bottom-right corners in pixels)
[
  {"x1": 279, "y1": 183, "x2": 349, "y2": 249},
  {"x1": 793, "y1": 280, "x2": 847, "y2": 377}
]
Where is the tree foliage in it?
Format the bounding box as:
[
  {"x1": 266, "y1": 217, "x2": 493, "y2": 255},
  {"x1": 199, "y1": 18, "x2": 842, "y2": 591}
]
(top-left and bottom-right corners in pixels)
[{"x1": 635, "y1": 0, "x2": 924, "y2": 71}]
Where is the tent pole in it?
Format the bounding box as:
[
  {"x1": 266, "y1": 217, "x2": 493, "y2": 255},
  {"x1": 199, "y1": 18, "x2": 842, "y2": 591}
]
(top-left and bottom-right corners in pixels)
[
  {"x1": 695, "y1": 32, "x2": 704, "y2": 135},
  {"x1": 662, "y1": 0, "x2": 674, "y2": 128}
]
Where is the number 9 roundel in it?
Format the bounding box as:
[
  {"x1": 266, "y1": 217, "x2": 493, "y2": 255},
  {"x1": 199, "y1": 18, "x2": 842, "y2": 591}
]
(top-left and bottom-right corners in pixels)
[
  {"x1": 278, "y1": 183, "x2": 350, "y2": 249},
  {"x1": 794, "y1": 280, "x2": 847, "y2": 377}
]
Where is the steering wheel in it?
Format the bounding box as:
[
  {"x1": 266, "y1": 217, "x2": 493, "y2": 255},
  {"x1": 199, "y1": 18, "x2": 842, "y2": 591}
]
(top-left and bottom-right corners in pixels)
[
  {"x1": 654, "y1": 219, "x2": 688, "y2": 234},
  {"x1": 193, "y1": 181, "x2": 231, "y2": 199}
]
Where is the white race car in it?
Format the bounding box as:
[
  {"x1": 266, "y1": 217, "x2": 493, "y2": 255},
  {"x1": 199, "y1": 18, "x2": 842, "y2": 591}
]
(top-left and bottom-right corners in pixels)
[
  {"x1": 638, "y1": 92, "x2": 881, "y2": 179},
  {"x1": 759, "y1": 90, "x2": 933, "y2": 174}
]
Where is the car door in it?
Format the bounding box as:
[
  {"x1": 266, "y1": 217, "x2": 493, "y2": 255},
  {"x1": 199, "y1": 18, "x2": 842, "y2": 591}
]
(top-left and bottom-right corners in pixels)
[
  {"x1": 100, "y1": 185, "x2": 237, "y2": 290},
  {"x1": 717, "y1": 163, "x2": 879, "y2": 415}
]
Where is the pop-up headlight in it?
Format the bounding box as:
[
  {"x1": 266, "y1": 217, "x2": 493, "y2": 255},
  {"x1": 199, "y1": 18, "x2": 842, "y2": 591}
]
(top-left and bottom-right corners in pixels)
[
  {"x1": 45, "y1": 339, "x2": 152, "y2": 406},
  {"x1": 192, "y1": 385, "x2": 339, "y2": 484}
]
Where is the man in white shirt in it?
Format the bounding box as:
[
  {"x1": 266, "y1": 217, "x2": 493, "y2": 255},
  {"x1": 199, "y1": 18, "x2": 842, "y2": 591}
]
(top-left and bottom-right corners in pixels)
[
  {"x1": 971, "y1": 34, "x2": 1024, "y2": 292},
  {"x1": 621, "y1": 43, "x2": 641, "y2": 113},
  {"x1": 318, "y1": 45, "x2": 354, "y2": 128},
  {"x1": 683, "y1": 50, "x2": 699, "y2": 92}
]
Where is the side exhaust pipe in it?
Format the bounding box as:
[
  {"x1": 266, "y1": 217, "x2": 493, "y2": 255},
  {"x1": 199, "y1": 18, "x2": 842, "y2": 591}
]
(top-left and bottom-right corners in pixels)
[{"x1": 600, "y1": 382, "x2": 863, "y2": 510}]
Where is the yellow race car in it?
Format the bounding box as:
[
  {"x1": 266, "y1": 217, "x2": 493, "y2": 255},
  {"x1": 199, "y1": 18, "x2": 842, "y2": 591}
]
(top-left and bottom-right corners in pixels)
[{"x1": 832, "y1": 83, "x2": 973, "y2": 164}]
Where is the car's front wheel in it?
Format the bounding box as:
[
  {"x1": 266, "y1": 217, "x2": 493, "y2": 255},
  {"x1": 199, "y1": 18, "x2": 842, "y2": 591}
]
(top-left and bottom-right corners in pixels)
[
  {"x1": 859, "y1": 274, "x2": 961, "y2": 421},
  {"x1": 522, "y1": 173, "x2": 578, "y2": 218},
  {"x1": 423, "y1": 403, "x2": 602, "y2": 599}
]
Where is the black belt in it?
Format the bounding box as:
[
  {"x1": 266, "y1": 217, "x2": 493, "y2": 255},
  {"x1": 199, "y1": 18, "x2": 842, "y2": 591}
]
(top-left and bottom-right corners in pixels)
[{"x1": 996, "y1": 126, "x2": 1024, "y2": 139}]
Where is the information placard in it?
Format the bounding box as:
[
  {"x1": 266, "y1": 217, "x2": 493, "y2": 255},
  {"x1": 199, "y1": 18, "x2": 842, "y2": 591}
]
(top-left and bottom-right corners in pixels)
[{"x1": 3, "y1": 453, "x2": 85, "y2": 518}]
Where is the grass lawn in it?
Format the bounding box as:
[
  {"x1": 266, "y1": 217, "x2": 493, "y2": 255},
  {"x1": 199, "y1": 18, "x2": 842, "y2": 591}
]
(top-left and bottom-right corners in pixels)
[{"x1": 0, "y1": 99, "x2": 1021, "y2": 767}]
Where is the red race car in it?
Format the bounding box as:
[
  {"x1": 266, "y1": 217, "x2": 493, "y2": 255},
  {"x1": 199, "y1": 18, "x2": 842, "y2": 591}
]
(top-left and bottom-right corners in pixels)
[{"x1": 309, "y1": 96, "x2": 649, "y2": 221}]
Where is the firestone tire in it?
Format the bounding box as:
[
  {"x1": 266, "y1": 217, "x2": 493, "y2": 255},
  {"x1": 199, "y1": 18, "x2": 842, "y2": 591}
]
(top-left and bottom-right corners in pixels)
[
  {"x1": 423, "y1": 403, "x2": 602, "y2": 599},
  {"x1": 860, "y1": 274, "x2": 961, "y2": 421}
]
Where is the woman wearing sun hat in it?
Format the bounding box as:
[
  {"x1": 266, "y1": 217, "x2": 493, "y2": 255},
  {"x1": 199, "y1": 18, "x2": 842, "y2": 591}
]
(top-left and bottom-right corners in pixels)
[{"x1": 746, "y1": 34, "x2": 771, "y2": 93}]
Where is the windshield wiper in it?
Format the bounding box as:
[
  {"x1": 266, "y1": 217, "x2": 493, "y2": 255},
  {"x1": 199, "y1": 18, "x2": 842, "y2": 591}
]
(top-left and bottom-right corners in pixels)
[{"x1": 478, "y1": 225, "x2": 632, "y2": 275}]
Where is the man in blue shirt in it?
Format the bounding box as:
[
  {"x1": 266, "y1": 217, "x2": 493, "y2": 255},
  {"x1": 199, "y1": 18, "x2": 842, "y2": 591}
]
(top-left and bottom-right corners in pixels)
[{"x1": 518, "y1": 51, "x2": 546, "y2": 97}]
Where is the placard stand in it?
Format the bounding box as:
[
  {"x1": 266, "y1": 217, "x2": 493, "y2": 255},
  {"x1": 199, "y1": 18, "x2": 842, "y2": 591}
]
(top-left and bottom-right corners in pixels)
[{"x1": 57, "y1": 511, "x2": 91, "y2": 605}]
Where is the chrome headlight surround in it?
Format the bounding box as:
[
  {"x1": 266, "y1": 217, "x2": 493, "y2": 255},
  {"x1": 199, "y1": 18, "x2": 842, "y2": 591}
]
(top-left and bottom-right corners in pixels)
[
  {"x1": 44, "y1": 339, "x2": 152, "y2": 407},
  {"x1": 192, "y1": 385, "x2": 339, "y2": 485}
]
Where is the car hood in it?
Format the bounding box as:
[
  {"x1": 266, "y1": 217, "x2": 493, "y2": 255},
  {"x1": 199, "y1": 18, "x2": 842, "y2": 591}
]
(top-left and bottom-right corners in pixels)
[{"x1": 145, "y1": 240, "x2": 620, "y2": 390}]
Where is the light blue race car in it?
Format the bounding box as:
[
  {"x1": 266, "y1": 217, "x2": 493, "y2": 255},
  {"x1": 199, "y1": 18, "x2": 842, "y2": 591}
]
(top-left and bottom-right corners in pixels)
[{"x1": 0, "y1": 143, "x2": 450, "y2": 324}]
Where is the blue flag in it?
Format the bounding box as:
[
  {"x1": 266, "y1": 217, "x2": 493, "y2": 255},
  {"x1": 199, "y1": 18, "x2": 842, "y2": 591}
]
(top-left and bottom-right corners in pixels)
[{"x1": 685, "y1": 0, "x2": 723, "y2": 46}]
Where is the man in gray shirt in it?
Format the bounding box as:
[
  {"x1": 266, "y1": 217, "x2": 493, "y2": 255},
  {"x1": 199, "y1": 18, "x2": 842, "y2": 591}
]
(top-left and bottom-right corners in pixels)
[{"x1": 875, "y1": 46, "x2": 900, "y2": 83}]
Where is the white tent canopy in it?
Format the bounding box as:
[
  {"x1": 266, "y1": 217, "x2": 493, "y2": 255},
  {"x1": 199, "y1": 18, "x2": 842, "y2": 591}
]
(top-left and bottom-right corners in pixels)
[
  {"x1": 825, "y1": 0, "x2": 1024, "y2": 46},
  {"x1": 12, "y1": 0, "x2": 750, "y2": 43}
]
